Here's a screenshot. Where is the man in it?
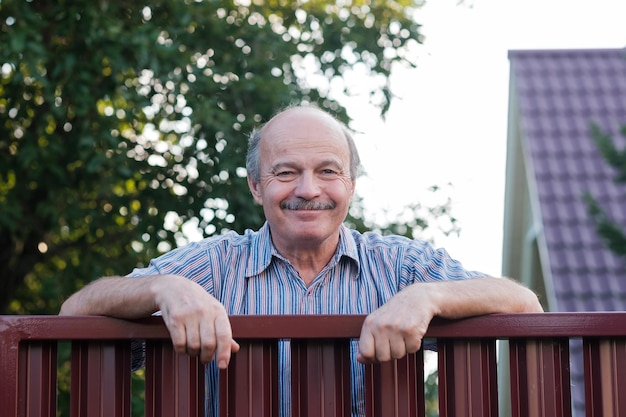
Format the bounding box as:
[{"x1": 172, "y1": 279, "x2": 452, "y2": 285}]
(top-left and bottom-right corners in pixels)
[{"x1": 60, "y1": 105, "x2": 542, "y2": 415}]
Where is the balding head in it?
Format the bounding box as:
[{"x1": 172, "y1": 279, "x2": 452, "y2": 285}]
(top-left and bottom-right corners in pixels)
[{"x1": 246, "y1": 105, "x2": 361, "y2": 184}]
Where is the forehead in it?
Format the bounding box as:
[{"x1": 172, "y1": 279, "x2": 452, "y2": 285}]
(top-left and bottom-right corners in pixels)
[{"x1": 260, "y1": 108, "x2": 350, "y2": 163}]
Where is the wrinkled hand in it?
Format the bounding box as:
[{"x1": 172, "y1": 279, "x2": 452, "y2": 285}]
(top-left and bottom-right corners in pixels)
[
  {"x1": 357, "y1": 285, "x2": 436, "y2": 363},
  {"x1": 152, "y1": 275, "x2": 240, "y2": 368}
]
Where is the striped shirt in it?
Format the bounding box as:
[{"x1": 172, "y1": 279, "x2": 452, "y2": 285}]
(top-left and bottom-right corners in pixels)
[{"x1": 128, "y1": 222, "x2": 486, "y2": 416}]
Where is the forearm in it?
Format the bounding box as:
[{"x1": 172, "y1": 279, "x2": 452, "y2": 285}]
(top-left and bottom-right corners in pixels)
[
  {"x1": 60, "y1": 274, "x2": 239, "y2": 367},
  {"x1": 358, "y1": 276, "x2": 542, "y2": 363},
  {"x1": 413, "y1": 276, "x2": 543, "y2": 319},
  {"x1": 59, "y1": 275, "x2": 163, "y2": 318}
]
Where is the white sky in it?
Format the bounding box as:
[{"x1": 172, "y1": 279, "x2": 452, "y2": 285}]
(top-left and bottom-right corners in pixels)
[{"x1": 347, "y1": 0, "x2": 626, "y2": 276}]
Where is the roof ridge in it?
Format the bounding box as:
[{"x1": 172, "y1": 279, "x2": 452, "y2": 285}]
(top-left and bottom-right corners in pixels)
[{"x1": 508, "y1": 48, "x2": 626, "y2": 58}]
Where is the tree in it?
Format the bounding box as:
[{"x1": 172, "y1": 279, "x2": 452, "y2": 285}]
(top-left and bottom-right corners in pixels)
[
  {"x1": 0, "y1": 0, "x2": 435, "y2": 314},
  {"x1": 585, "y1": 124, "x2": 626, "y2": 257}
]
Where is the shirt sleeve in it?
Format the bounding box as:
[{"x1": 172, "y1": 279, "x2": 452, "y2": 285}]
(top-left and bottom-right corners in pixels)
[{"x1": 126, "y1": 240, "x2": 214, "y2": 292}]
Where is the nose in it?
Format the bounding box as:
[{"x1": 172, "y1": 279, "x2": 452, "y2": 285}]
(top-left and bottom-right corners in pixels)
[{"x1": 294, "y1": 171, "x2": 321, "y2": 200}]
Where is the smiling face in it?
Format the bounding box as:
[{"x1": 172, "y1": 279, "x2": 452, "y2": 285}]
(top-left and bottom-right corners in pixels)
[{"x1": 247, "y1": 107, "x2": 356, "y2": 254}]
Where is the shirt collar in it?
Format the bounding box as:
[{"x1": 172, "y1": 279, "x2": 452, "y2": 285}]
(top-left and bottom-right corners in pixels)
[{"x1": 245, "y1": 222, "x2": 360, "y2": 278}]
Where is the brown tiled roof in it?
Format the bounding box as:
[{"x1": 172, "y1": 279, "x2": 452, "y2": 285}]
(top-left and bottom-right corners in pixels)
[{"x1": 510, "y1": 48, "x2": 626, "y2": 312}]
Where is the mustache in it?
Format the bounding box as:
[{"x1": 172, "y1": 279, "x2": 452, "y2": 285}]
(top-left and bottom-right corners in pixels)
[{"x1": 280, "y1": 199, "x2": 336, "y2": 210}]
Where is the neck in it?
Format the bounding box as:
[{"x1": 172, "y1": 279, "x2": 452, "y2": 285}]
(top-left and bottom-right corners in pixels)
[{"x1": 273, "y1": 237, "x2": 340, "y2": 287}]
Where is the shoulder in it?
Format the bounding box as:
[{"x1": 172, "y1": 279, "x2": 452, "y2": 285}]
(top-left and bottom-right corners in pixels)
[
  {"x1": 175, "y1": 228, "x2": 268, "y2": 265},
  {"x1": 128, "y1": 228, "x2": 265, "y2": 280},
  {"x1": 343, "y1": 228, "x2": 436, "y2": 271},
  {"x1": 136, "y1": 228, "x2": 259, "y2": 270},
  {"x1": 195, "y1": 228, "x2": 256, "y2": 249},
  {"x1": 347, "y1": 228, "x2": 430, "y2": 253},
  {"x1": 345, "y1": 227, "x2": 461, "y2": 271}
]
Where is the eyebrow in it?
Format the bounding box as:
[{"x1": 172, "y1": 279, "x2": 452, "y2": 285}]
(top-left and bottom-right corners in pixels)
[
  {"x1": 271, "y1": 158, "x2": 344, "y2": 172},
  {"x1": 270, "y1": 162, "x2": 298, "y2": 172}
]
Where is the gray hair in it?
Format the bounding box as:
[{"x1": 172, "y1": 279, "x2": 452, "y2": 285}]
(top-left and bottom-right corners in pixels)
[{"x1": 245, "y1": 107, "x2": 362, "y2": 184}]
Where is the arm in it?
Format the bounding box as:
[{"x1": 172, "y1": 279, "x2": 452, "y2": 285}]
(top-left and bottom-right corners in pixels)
[
  {"x1": 357, "y1": 276, "x2": 542, "y2": 363},
  {"x1": 59, "y1": 274, "x2": 239, "y2": 368}
]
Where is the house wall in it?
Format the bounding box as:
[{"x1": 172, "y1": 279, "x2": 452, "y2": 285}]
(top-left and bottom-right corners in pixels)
[{"x1": 502, "y1": 75, "x2": 549, "y2": 310}]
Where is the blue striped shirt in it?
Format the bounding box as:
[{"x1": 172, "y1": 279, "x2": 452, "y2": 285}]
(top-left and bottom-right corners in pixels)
[{"x1": 128, "y1": 222, "x2": 486, "y2": 416}]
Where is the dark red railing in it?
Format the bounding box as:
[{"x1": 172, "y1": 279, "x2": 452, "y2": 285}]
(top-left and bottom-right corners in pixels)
[{"x1": 2, "y1": 313, "x2": 626, "y2": 417}]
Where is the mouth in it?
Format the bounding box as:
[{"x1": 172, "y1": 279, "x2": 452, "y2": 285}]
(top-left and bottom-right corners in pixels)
[{"x1": 280, "y1": 199, "x2": 336, "y2": 210}]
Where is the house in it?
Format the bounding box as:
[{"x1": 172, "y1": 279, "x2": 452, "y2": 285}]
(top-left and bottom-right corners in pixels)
[{"x1": 502, "y1": 48, "x2": 626, "y2": 415}]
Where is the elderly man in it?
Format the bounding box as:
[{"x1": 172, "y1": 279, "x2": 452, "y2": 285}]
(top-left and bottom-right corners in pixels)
[{"x1": 60, "y1": 105, "x2": 542, "y2": 415}]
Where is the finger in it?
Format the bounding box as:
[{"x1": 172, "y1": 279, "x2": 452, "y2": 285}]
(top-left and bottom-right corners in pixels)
[
  {"x1": 389, "y1": 337, "x2": 409, "y2": 360},
  {"x1": 163, "y1": 314, "x2": 188, "y2": 355},
  {"x1": 405, "y1": 336, "x2": 422, "y2": 354},
  {"x1": 213, "y1": 313, "x2": 235, "y2": 369},
  {"x1": 374, "y1": 334, "x2": 392, "y2": 362},
  {"x1": 198, "y1": 318, "x2": 217, "y2": 364},
  {"x1": 357, "y1": 327, "x2": 376, "y2": 363},
  {"x1": 184, "y1": 320, "x2": 203, "y2": 357}
]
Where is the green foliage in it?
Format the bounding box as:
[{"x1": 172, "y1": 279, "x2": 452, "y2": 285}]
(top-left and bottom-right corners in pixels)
[
  {"x1": 348, "y1": 184, "x2": 460, "y2": 242},
  {"x1": 1, "y1": 0, "x2": 428, "y2": 314},
  {"x1": 424, "y1": 367, "x2": 439, "y2": 417},
  {"x1": 584, "y1": 124, "x2": 626, "y2": 257}
]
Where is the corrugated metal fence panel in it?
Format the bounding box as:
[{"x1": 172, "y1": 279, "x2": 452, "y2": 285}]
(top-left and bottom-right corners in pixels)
[
  {"x1": 145, "y1": 341, "x2": 204, "y2": 417},
  {"x1": 583, "y1": 338, "x2": 626, "y2": 417},
  {"x1": 21, "y1": 341, "x2": 57, "y2": 417},
  {"x1": 219, "y1": 340, "x2": 279, "y2": 417},
  {"x1": 291, "y1": 339, "x2": 352, "y2": 417},
  {"x1": 509, "y1": 338, "x2": 572, "y2": 417},
  {"x1": 438, "y1": 339, "x2": 498, "y2": 417},
  {"x1": 70, "y1": 341, "x2": 131, "y2": 417},
  {"x1": 365, "y1": 351, "x2": 422, "y2": 417}
]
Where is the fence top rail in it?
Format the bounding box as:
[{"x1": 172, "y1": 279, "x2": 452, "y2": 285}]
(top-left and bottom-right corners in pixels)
[{"x1": 2, "y1": 312, "x2": 626, "y2": 342}]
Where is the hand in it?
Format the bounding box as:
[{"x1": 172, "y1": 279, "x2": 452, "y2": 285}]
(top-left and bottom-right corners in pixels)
[
  {"x1": 357, "y1": 284, "x2": 435, "y2": 363},
  {"x1": 151, "y1": 275, "x2": 240, "y2": 368}
]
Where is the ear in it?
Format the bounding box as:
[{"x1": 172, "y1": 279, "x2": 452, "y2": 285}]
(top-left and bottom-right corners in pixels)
[{"x1": 248, "y1": 177, "x2": 263, "y2": 205}]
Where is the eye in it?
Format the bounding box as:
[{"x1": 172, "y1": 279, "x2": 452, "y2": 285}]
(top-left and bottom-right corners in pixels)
[
  {"x1": 274, "y1": 170, "x2": 296, "y2": 181},
  {"x1": 320, "y1": 168, "x2": 341, "y2": 177}
]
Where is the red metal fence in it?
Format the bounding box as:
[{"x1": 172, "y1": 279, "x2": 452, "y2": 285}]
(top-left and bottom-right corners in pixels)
[{"x1": 1, "y1": 313, "x2": 626, "y2": 417}]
